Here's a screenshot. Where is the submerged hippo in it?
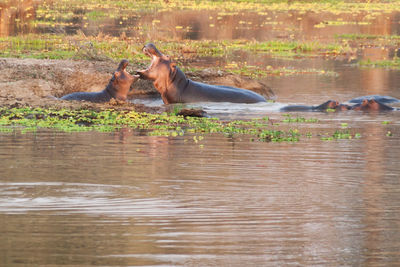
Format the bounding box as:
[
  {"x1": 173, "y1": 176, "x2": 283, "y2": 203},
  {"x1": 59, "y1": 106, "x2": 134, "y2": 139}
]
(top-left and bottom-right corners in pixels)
[
  {"x1": 280, "y1": 99, "x2": 395, "y2": 112},
  {"x1": 280, "y1": 100, "x2": 339, "y2": 112},
  {"x1": 351, "y1": 99, "x2": 394, "y2": 111},
  {"x1": 348, "y1": 95, "x2": 400, "y2": 104},
  {"x1": 61, "y1": 59, "x2": 139, "y2": 103},
  {"x1": 137, "y1": 43, "x2": 266, "y2": 104}
]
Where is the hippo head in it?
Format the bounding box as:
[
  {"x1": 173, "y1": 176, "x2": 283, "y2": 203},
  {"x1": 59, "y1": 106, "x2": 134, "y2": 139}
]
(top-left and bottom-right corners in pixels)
[
  {"x1": 137, "y1": 43, "x2": 177, "y2": 89},
  {"x1": 362, "y1": 99, "x2": 393, "y2": 111},
  {"x1": 108, "y1": 59, "x2": 139, "y2": 101},
  {"x1": 366, "y1": 99, "x2": 382, "y2": 111},
  {"x1": 315, "y1": 100, "x2": 339, "y2": 110},
  {"x1": 326, "y1": 100, "x2": 340, "y2": 109}
]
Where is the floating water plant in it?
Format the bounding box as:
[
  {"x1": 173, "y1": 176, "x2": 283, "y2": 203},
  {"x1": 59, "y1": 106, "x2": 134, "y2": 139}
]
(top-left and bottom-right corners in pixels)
[
  {"x1": 282, "y1": 114, "x2": 319, "y2": 123},
  {"x1": 321, "y1": 130, "x2": 362, "y2": 141},
  {"x1": 0, "y1": 107, "x2": 365, "y2": 143}
]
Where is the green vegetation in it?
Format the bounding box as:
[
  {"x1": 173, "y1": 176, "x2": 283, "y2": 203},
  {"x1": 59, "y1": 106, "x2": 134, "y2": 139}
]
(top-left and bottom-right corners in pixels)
[
  {"x1": 321, "y1": 130, "x2": 362, "y2": 141},
  {"x1": 224, "y1": 64, "x2": 338, "y2": 78},
  {"x1": 34, "y1": 0, "x2": 400, "y2": 17},
  {"x1": 0, "y1": 34, "x2": 345, "y2": 77},
  {"x1": 359, "y1": 58, "x2": 400, "y2": 70},
  {"x1": 282, "y1": 114, "x2": 319, "y2": 123},
  {"x1": 3, "y1": 0, "x2": 400, "y2": 73},
  {"x1": 0, "y1": 107, "x2": 363, "y2": 142},
  {"x1": 337, "y1": 34, "x2": 400, "y2": 41},
  {"x1": 0, "y1": 35, "x2": 351, "y2": 60},
  {"x1": 0, "y1": 34, "x2": 145, "y2": 61}
]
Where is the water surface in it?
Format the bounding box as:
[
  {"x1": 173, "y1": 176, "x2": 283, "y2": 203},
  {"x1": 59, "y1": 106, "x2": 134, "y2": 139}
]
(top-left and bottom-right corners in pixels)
[{"x1": 1, "y1": 123, "x2": 400, "y2": 266}]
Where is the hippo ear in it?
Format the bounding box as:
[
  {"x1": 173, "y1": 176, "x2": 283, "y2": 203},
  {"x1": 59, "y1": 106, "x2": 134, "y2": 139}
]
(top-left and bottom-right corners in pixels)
[{"x1": 114, "y1": 71, "x2": 120, "y2": 78}]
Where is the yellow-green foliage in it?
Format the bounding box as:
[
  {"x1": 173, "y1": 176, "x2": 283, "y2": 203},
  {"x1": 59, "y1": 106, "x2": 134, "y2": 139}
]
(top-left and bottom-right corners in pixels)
[{"x1": 0, "y1": 107, "x2": 324, "y2": 142}]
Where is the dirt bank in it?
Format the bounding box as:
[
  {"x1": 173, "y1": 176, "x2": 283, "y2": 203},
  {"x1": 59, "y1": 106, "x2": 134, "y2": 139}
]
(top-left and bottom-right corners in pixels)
[{"x1": 0, "y1": 58, "x2": 275, "y2": 112}]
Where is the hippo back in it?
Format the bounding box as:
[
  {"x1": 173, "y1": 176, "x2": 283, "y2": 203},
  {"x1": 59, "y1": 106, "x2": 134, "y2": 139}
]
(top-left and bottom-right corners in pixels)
[
  {"x1": 180, "y1": 80, "x2": 266, "y2": 103},
  {"x1": 349, "y1": 95, "x2": 400, "y2": 104}
]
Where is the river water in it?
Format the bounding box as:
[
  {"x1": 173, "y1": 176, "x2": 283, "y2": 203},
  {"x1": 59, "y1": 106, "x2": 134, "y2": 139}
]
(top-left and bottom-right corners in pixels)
[
  {"x1": 1, "y1": 1, "x2": 400, "y2": 266},
  {"x1": 1, "y1": 124, "x2": 400, "y2": 266}
]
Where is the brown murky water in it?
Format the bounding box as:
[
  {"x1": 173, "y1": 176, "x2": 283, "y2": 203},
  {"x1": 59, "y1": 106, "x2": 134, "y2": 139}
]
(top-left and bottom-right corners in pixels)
[
  {"x1": 1, "y1": 122, "x2": 400, "y2": 266},
  {"x1": 1, "y1": 1, "x2": 400, "y2": 266}
]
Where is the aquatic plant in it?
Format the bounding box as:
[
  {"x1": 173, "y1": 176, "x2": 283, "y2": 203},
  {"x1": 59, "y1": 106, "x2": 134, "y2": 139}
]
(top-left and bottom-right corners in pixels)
[
  {"x1": 282, "y1": 114, "x2": 319, "y2": 123},
  {"x1": 0, "y1": 106, "x2": 365, "y2": 143},
  {"x1": 321, "y1": 130, "x2": 362, "y2": 141},
  {"x1": 358, "y1": 58, "x2": 400, "y2": 70}
]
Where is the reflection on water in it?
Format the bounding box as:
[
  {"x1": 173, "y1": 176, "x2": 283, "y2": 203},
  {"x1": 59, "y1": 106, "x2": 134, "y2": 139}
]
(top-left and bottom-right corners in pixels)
[
  {"x1": 2, "y1": 1, "x2": 400, "y2": 42},
  {"x1": 0, "y1": 0, "x2": 35, "y2": 37},
  {"x1": 0, "y1": 126, "x2": 400, "y2": 266}
]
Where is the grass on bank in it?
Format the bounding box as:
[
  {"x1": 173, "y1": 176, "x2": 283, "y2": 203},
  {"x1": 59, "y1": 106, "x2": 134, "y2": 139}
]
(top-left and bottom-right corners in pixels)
[
  {"x1": 0, "y1": 34, "x2": 348, "y2": 76},
  {"x1": 0, "y1": 34, "x2": 352, "y2": 59}
]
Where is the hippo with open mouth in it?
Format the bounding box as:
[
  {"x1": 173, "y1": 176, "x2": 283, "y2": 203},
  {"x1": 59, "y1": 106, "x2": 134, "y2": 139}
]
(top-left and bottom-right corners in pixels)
[
  {"x1": 137, "y1": 43, "x2": 266, "y2": 104},
  {"x1": 61, "y1": 59, "x2": 139, "y2": 103}
]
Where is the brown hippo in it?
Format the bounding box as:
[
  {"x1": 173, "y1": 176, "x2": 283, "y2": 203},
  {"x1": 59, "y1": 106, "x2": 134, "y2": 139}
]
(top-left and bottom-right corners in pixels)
[
  {"x1": 351, "y1": 99, "x2": 394, "y2": 111},
  {"x1": 137, "y1": 43, "x2": 266, "y2": 104},
  {"x1": 61, "y1": 59, "x2": 139, "y2": 102},
  {"x1": 280, "y1": 100, "x2": 339, "y2": 112}
]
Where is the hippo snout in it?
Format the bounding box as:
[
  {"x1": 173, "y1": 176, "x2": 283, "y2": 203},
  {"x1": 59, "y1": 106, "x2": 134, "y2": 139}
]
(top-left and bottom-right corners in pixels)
[{"x1": 117, "y1": 59, "x2": 129, "y2": 71}]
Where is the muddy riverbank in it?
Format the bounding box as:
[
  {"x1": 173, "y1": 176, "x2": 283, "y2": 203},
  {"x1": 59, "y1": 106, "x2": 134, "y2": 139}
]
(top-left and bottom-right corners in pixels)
[{"x1": 0, "y1": 57, "x2": 275, "y2": 112}]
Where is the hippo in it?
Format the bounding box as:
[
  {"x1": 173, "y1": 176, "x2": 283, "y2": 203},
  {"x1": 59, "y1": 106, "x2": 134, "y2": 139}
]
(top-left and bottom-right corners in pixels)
[
  {"x1": 280, "y1": 100, "x2": 339, "y2": 112},
  {"x1": 351, "y1": 99, "x2": 394, "y2": 111},
  {"x1": 137, "y1": 43, "x2": 266, "y2": 104},
  {"x1": 61, "y1": 59, "x2": 139, "y2": 102},
  {"x1": 348, "y1": 95, "x2": 400, "y2": 104},
  {"x1": 280, "y1": 98, "x2": 396, "y2": 112}
]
